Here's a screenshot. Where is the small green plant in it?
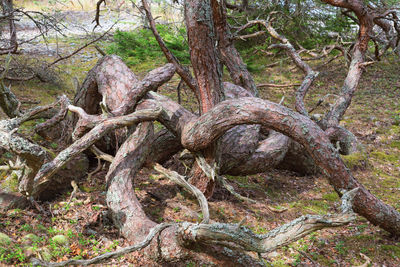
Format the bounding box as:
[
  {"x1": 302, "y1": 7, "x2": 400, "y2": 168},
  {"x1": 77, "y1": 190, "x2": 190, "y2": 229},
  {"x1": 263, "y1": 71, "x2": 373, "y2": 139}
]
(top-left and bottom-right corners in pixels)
[
  {"x1": 48, "y1": 239, "x2": 71, "y2": 258},
  {"x1": 19, "y1": 223, "x2": 33, "y2": 232},
  {"x1": 91, "y1": 205, "x2": 101, "y2": 211},
  {"x1": 0, "y1": 245, "x2": 26, "y2": 264},
  {"x1": 172, "y1": 207, "x2": 180, "y2": 213},
  {"x1": 356, "y1": 224, "x2": 368, "y2": 233},
  {"x1": 66, "y1": 230, "x2": 75, "y2": 239},
  {"x1": 335, "y1": 240, "x2": 348, "y2": 255},
  {"x1": 47, "y1": 227, "x2": 60, "y2": 236},
  {"x1": 49, "y1": 143, "x2": 58, "y2": 149}
]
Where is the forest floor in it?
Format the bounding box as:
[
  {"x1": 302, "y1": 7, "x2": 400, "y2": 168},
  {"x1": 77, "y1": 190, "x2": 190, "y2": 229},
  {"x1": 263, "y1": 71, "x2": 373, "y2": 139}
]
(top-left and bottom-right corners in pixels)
[{"x1": 1, "y1": 10, "x2": 400, "y2": 267}]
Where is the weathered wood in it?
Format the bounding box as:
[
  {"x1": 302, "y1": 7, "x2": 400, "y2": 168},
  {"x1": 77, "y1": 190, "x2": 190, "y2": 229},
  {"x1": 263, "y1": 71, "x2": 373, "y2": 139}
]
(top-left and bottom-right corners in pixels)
[
  {"x1": 29, "y1": 187, "x2": 358, "y2": 266},
  {"x1": 320, "y1": 0, "x2": 374, "y2": 128}
]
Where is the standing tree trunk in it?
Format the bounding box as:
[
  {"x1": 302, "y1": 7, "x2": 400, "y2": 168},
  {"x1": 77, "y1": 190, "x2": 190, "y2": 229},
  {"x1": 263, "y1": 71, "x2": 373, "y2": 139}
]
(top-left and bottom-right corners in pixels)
[
  {"x1": 184, "y1": 0, "x2": 224, "y2": 197},
  {"x1": 212, "y1": 0, "x2": 258, "y2": 96}
]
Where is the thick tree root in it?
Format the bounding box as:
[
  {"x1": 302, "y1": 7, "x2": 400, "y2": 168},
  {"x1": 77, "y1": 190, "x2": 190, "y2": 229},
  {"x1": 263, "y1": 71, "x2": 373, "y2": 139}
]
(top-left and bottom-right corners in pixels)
[{"x1": 30, "y1": 189, "x2": 358, "y2": 266}]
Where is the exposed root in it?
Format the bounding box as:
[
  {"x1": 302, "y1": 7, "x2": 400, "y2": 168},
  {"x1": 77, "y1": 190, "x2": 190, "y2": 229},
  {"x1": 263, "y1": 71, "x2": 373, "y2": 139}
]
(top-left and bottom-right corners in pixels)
[{"x1": 30, "y1": 188, "x2": 358, "y2": 266}]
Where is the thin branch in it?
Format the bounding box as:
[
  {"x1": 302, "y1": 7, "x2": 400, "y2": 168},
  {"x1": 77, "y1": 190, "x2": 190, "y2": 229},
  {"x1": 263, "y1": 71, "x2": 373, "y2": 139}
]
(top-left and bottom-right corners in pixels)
[
  {"x1": 34, "y1": 95, "x2": 70, "y2": 133},
  {"x1": 31, "y1": 223, "x2": 173, "y2": 266},
  {"x1": 179, "y1": 188, "x2": 358, "y2": 253},
  {"x1": 217, "y1": 175, "x2": 256, "y2": 203},
  {"x1": 141, "y1": 0, "x2": 199, "y2": 96},
  {"x1": 93, "y1": 0, "x2": 107, "y2": 30},
  {"x1": 91, "y1": 145, "x2": 114, "y2": 163},
  {"x1": 48, "y1": 24, "x2": 115, "y2": 67},
  {"x1": 154, "y1": 163, "x2": 210, "y2": 224},
  {"x1": 257, "y1": 83, "x2": 300, "y2": 88}
]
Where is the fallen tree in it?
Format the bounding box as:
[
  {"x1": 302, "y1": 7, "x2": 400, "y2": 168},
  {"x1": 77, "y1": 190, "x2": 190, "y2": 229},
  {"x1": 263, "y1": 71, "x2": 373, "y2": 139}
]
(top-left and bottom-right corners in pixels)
[{"x1": 0, "y1": 0, "x2": 399, "y2": 265}]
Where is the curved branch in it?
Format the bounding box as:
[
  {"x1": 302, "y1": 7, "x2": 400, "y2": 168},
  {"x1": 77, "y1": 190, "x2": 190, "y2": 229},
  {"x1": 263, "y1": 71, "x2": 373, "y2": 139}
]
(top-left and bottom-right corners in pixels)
[
  {"x1": 180, "y1": 188, "x2": 358, "y2": 253},
  {"x1": 141, "y1": 0, "x2": 199, "y2": 96},
  {"x1": 235, "y1": 18, "x2": 318, "y2": 117},
  {"x1": 181, "y1": 97, "x2": 400, "y2": 235},
  {"x1": 154, "y1": 163, "x2": 210, "y2": 224},
  {"x1": 32, "y1": 108, "x2": 161, "y2": 197}
]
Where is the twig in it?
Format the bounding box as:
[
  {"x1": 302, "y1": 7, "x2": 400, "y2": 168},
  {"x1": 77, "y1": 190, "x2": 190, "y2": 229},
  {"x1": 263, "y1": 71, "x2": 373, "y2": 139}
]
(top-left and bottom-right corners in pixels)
[
  {"x1": 354, "y1": 253, "x2": 371, "y2": 267},
  {"x1": 94, "y1": 45, "x2": 106, "y2": 56},
  {"x1": 257, "y1": 83, "x2": 300, "y2": 88},
  {"x1": 87, "y1": 157, "x2": 102, "y2": 184},
  {"x1": 48, "y1": 24, "x2": 115, "y2": 67},
  {"x1": 217, "y1": 175, "x2": 256, "y2": 204},
  {"x1": 34, "y1": 95, "x2": 70, "y2": 133},
  {"x1": 62, "y1": 181, "x2": 80, "y2": 215},
  {"x1": 91, "y1": 145, "x2": 114, "y2": 162},
  {"x1": 0, "y1": 165, "x2": 23, "y2": 171},
  {"x1": 31, "y1": 223, "x2": 173, "y2": 266},
  {"x1": 296, "y1": 249, "x2": 320, "y2": 266},
  {"x1": 267, "y1": 205, "x2": 288, "y2": 213},
  {"x1": 141, "y1": 0, "x2": 199, "y2": 96}
]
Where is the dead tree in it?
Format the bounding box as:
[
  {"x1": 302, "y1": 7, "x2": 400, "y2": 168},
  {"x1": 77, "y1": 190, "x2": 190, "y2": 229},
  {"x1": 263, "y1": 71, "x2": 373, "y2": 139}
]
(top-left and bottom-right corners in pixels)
[{"x1": 1, "y1": 0, "x2": 400, "y2": 265}]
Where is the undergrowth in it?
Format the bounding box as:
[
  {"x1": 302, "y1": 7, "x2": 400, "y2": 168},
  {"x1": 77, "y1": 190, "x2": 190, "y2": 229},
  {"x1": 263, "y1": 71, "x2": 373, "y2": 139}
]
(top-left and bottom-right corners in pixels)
[{"x1": 106, "y1": 25, "x2": 190, "y2": 66}]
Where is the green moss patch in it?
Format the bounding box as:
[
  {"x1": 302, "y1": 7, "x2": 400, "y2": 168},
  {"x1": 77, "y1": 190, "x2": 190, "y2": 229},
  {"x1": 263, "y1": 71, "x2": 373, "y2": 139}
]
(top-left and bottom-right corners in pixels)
[
  {"x1": 370, "y1": 151, "x2": 400, "y2": 163},
  {"x1": 341, "y1": 152, "x2": 369, "y2": 170}
]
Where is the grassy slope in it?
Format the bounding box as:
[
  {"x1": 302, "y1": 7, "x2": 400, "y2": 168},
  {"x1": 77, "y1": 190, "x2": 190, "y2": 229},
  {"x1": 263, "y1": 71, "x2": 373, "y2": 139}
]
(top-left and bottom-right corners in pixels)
[{"x1": 0, "y1": 35, "x2": 400, "y2": 266}]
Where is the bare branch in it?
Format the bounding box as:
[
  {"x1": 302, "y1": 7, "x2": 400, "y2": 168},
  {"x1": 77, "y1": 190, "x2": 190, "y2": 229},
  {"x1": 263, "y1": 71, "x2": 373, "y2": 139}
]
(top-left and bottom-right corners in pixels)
[
  {"x1": 217, "y1": 175, "x2": 256, "y2": 204},
  {"x1": 31, "y1": 108, "x2": 161, "y2": 197},
  {"x1": 179, "y1": 188, "x2": 357, "y2": 253},
  {"x1": 154, "y1": 163, "x2": 210, "y2": 224},
  {"x1": 141, "y1": 0, "x2": 199, "y2": 96},
  {"x1": 48, "y1": 24, "x2": 115, "y2": 67},
  {"x1": 257, "y1": 83, "x2": 300, "y2": 88},
  {"x1": 93, "y1": 0, "x2": 107, "y2": 30},
  {"x1": 31, "y1": 223, "x2": 174, "y2": 267},
  {"x1": 34, "y1": 95, "x2": 70, "y2": 134}
]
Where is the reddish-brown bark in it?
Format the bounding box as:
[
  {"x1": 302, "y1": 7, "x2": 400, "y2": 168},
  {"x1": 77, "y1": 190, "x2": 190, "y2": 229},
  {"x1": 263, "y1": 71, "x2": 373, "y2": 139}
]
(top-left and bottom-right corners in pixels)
[
  {"x1": 184, "y1": 0, "x2": 223, "y2": 113},
  {"x1": 180, "y1": 97, "x2": 400, "y2": 235},
  {"x1": 211, "y1": 0, "x2": 258, "y2": 96},
  {"x1": 183, "y1": 0, "x2": 224, "y2": 197}
]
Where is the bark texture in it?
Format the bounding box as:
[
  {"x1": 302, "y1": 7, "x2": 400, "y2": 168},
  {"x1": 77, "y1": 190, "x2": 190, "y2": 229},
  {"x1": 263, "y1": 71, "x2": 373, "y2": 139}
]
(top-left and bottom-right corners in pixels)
[
  {"x1": 180, "y1": 97, "x2": 400, "y2": 235},
  {"x1": 211, "y1": 0, "x2": 258, "y2": 96}
]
